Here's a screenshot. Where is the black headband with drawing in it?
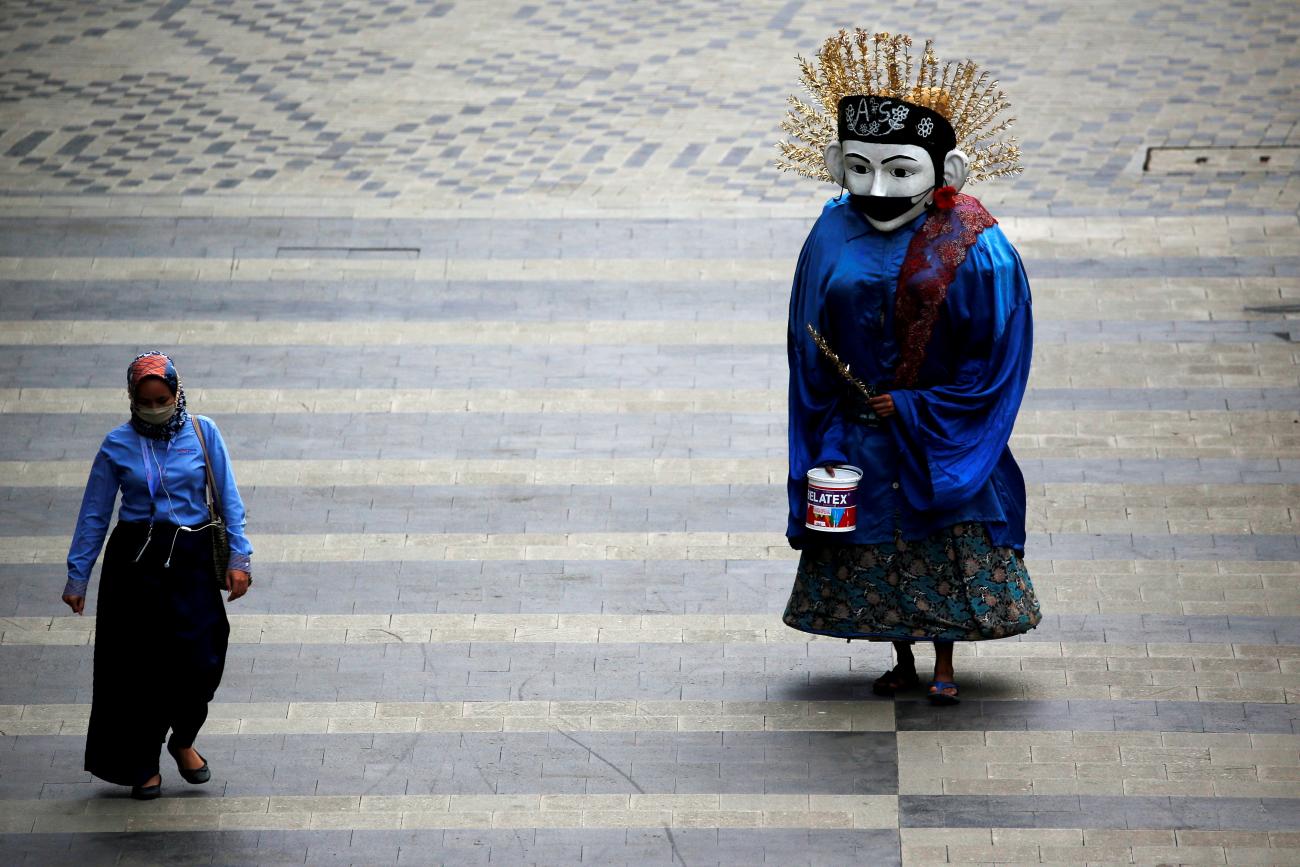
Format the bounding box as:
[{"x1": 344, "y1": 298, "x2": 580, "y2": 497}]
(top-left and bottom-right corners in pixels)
[{"x1": 836, "y1": 95, "x2": 956, "y2": 156}]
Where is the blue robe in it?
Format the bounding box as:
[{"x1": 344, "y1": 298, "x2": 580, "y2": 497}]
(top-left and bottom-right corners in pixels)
[{"x1": 786, "y1": 196, "x2": 1032, "y2": 551}]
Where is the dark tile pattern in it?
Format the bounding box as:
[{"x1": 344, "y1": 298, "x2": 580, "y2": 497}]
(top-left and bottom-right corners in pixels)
[{"x1": 0, "y1": 1, "x2": 1297, "y2": 208}]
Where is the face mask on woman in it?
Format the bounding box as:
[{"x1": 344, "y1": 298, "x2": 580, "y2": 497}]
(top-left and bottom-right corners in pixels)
[{"x1": 134, "y1": 402, "x2": 177, "y2": 425}]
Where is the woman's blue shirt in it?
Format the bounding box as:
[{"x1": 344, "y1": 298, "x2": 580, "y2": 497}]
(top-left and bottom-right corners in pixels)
[{"x1": 65, "y1": 415, "x2": 253, "y2": 596}]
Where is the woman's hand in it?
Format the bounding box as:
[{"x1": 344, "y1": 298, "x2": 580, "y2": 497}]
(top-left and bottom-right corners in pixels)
[
  {"x1": 62, "y1": 594, "x2": 85, "y2": 615},
  {"x1": 226, "y1": 569, "x2": 251, "y2": 602},
  {"x1": 868, "y1": 393, "x2": 896, "y2": 418}
]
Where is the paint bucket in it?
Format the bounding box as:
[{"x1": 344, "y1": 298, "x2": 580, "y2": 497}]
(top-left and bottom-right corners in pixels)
[{"x1": 805, "y1": 465, "x2": 862, "y2": 532}]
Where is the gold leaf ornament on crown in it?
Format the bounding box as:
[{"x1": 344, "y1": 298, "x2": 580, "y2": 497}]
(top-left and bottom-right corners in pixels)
[{"x1": 776, "y1": 30, "x2": 1022, "y2": 184}]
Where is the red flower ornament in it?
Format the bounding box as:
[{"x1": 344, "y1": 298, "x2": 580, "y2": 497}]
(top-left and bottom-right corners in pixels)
[{"x1": 933, "y1": 185, "x2": 958, "y2": 210}]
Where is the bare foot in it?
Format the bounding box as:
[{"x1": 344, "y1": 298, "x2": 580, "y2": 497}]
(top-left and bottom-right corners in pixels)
[{"x1": 142, "y1": 773, "x2": 161, "y2": 787}]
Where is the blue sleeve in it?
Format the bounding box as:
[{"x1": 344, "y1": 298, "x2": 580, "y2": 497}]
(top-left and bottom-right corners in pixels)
[
  {"x1": 888, "y1": 230, "x2": 1033, "y2": 512},
  {"x1": 786, "y1": 208, "x2": 849, "y2": 544},
  {"x1": 65, "y1": 443, "x2": 119, "y2": 597},
  {"x1": 201, "y1": 417, "x2": 253, "y2": 573}
]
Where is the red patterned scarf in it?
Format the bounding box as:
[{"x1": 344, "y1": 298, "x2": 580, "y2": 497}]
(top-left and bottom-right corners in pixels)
[
  {"x1": 127, "y1": 350, "x2": 189, "y2": 441},
  {"x1": 892, "y1": 194, "x2": 997, "y2": 387}
]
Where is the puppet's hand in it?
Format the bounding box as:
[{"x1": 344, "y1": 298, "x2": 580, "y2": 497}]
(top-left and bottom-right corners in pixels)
[{"x1": 868, "y1": 394, "x2": 896, "y2": 418}]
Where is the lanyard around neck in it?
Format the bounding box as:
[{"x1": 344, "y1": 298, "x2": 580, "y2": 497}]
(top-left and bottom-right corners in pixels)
[{"x1": 138, "y1": 435, "x2": 172, "y2": 503}]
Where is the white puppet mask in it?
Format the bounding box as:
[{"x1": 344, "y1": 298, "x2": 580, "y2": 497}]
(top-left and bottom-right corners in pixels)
[
  {"x1": 832, "y1": 142, "x2": 934, "y2": 230},
  {"x1": 821, "y1": 96, "x2": 970, "y2": 232}
]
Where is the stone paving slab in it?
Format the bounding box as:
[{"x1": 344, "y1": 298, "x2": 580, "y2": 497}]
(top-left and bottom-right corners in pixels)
[
  {"x1": 893, "y1": 699, "x2": 1300, "y2": 736},
  {"x1": 5, "y1": 558, "x2": 1298, "y2": 621},
  {"x1": 900, "y1": 826, "x2": 1300, "y2": 866},
  {"x1": 6, "y1": 413, "x2": 1300, "y2": 463},
  {"x1": 0, "y1": 698, "x2": 899, "y2": 737},
  {"x1": 7, "y1": 611, "x2": 1300, "y2": 651},
  {"x1": 8, "y1": 696, "x2": 1300, "y2": 735},
  {"x1": 896, "y1": 729, "x2": 1300, "y2": 798},
  {"x1": 5, "y1": 459, "x2": 1300, "y2": 488},
  {"x1": 7, "y1": 455, "x2": 1300, "y2": 487},
  {"x1": 0, "y1": 332, "x2": 1298, "y2": 398},
  {"x1": 0, "y1": 793, "x2": 904, "y2": 832},
  {"x1": 2, "y1": 276, "x2": 1294, "y2": 323},
  {"x1": 6, "y1": 482, "x2": 1300, "y2": 539},
  {"x1": 896, "y1": 794, "x2": 1300, "y2": 831},
  {"x1": 0, "y1": 214, "x2": 1292, "y2": 260},
  {"x1": 9, "y1": 383, "x2": 1300, "y2": 416},
  {"x1": 4, "y1": 319, "x2": 1300, "y2": 350},
  {"x1": 5, "y1": 530, "x2": 1300, "y2": 567},
  {"x1": 4, "y1": 252, "x2": 1298, "y2": 282},
  {"x1": 0, "y1": 732, "x2": 903, "y2": 800},
  {"x1": 4, "y1": 637, "x2": 1299, "y2": 708},
  {"x1": 0, "y1": 828, "x2": 905, "y2": 866}
]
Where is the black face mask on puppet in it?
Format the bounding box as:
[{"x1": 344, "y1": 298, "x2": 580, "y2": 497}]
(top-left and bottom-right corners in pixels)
[
  {"x1": 834, "y1": 95, "x2": 957, "y2": 230},
  {"x1": 848, "y1": 189, "x2": 931, "y2": 224}
]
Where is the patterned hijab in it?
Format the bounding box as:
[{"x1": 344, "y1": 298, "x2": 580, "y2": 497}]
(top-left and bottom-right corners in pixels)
[{"x1": 127, "y1": 351, "x2": 189, "y2": 441}]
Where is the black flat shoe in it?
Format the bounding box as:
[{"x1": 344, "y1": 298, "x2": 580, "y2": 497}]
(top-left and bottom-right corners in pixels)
[
  {"x1": 130, "y1": 782, "x2": 161, "y2": 800},
  {"x1": 168, "y1": 744, "x2": 211, "y2": 784},
  {"x1": 871, "y1": 665, "x2": 921, "y2": 697}
]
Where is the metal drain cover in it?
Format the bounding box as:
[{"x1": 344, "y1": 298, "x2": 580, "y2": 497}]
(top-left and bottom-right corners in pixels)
[{"x1": 1144, "y1": 146, "x2": 1299, "y2": 173}]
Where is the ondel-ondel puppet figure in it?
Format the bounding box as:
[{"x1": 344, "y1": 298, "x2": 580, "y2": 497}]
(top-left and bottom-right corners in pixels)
[{"x1": 777, "y1": 31, "x2": 1041, "y2": 704}]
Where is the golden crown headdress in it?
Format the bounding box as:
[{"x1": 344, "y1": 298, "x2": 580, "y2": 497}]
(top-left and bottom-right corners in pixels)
[{"x1": 776, "y1": 30, "x2": 1022, "y2": 184}]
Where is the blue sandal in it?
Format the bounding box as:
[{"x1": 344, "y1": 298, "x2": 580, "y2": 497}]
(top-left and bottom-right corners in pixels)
[{"x1": 928, "y1": 680, "x2": 960, "y2": 706}]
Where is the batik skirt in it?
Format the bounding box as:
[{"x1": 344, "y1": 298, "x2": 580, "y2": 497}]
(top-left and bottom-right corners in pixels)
[
  {"x1": 783, "y1": 521, "x2": 1041, "y2": 642},
  {"x1": 85, "y1": 520, "x2": 230, "y2": 787}
]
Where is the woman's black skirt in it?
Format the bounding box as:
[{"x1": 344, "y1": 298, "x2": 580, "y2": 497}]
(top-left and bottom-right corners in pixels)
[{"x1": 85, "y1": 520, "x2": 230, "y2": 787}]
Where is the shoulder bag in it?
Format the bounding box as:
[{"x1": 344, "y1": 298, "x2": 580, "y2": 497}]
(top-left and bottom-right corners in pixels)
[{"x1": 191, "y1": 417, "x2": 231, "y2": 589}]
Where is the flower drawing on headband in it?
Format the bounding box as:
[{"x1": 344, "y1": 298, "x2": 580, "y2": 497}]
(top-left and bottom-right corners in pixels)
[{"x1": 933, "y1": 185, "x2": 958, "y2": 210}]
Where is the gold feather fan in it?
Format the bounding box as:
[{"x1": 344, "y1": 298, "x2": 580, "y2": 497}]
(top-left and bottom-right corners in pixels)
[{"x1": 776, "y1": 30, "x2": 1022, "y2": 184}]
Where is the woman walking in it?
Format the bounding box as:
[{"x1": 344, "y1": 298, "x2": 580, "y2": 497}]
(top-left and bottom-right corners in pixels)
[
  {"x1": 62, "y1": 351, "x2": 252, "y2": 799},
  {"x1": 776, "y1": 32, "x2": 1041, "y2": 704}
]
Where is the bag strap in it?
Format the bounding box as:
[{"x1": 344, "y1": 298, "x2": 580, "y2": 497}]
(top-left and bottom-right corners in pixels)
[{"x1": 191, "y1": 416, "x2": 224, "y2": 523}]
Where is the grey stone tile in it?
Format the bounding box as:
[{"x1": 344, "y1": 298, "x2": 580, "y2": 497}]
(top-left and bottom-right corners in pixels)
[
  {"x1": 899, "y1": 795, "x2": 1300, "y2": 830},
  {"x1": 0, "y1": 277, "x2": 787, "y2": 323},
  {"x1": 7, "y1": 613, "x2": 1300, "y2": 710},
  {"x1": 6, "y1": 731, "x2": 898, "y2": 800},
  {"x1": 8, "y1": 412, "x2": 1300, "y2": 470},
  {"x1": 895, "y1": 699, "x2": 1300, "y2": 734}
]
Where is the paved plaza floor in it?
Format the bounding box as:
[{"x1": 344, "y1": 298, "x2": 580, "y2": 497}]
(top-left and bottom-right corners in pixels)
[{"x1": 1, "y1": 0, "x2": 1298, "y2": 864}]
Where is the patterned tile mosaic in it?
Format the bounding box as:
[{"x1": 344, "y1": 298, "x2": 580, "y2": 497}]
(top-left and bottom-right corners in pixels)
[{"x1": 0, "y1": 0, "x2": 1297, "y2": 211}]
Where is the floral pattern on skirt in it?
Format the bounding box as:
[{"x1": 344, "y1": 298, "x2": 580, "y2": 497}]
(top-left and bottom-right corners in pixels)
[{"x1": 783, "y1": 521, "x2": 1041, "y2": 642}]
